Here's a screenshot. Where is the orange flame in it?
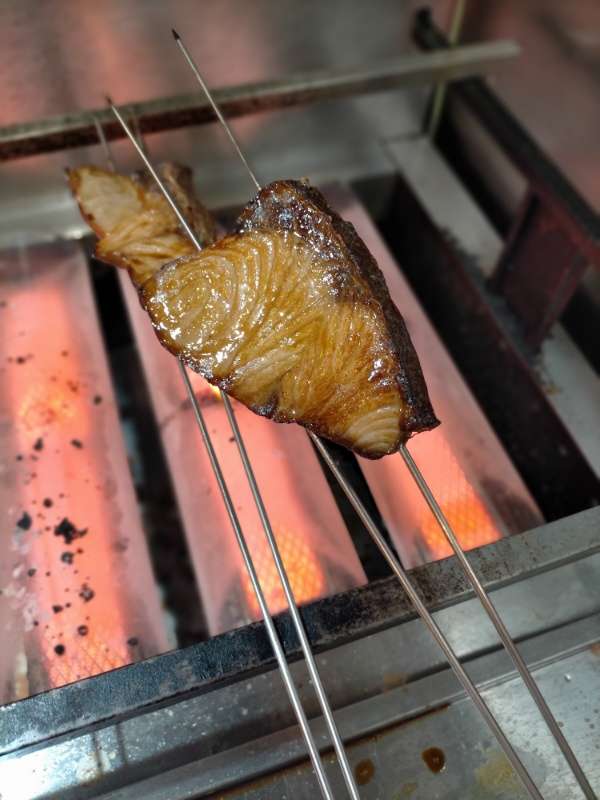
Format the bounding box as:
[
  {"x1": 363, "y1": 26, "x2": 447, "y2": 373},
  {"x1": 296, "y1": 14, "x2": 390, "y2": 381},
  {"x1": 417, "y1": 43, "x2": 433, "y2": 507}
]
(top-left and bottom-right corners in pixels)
[
  {"x1": 0, "y1": 250, "x2": 169, "y2": 694},
  {"x1": 241, "y1": 525, "x2": 326, "y2": 618},
  {"x1": 413, "y1": 434, "x2": 501, "y2": 563},
  {"x1": 6, "y1": 283, "x2": 131, "y2": 687}
]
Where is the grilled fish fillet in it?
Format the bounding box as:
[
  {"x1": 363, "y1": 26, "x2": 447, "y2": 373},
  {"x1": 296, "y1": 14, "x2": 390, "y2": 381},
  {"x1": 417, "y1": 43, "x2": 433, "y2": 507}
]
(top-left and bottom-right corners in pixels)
[
  {"x1": 141, "y1": 180, "x2": 439, "y2": 458},
  {"x1": 67, "y1": 163, "x2": 216, "y2": 283}
]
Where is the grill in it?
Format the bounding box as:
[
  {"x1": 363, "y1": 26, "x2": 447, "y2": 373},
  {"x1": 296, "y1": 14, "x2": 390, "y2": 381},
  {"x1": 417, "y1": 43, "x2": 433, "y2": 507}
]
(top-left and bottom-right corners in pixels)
[{"x1": 1, "y1": 5, "x2": 599, "y2": 799}]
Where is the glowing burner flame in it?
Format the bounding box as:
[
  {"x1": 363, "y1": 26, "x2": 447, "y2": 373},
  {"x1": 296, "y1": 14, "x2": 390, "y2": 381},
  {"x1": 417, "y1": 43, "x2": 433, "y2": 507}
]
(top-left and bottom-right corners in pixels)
[
  {"x1": 417, "y1": 443, "x2": 500, "y2": 561},
  {"x1": 341, "y1": 186, "x2": 542, "y2": 569},
  {"x1": 241, "y1": 526, "x2": 326, "y2": 618},
  {"x1": 0, "y1": 243, "x2": 168, "y2": 700}
]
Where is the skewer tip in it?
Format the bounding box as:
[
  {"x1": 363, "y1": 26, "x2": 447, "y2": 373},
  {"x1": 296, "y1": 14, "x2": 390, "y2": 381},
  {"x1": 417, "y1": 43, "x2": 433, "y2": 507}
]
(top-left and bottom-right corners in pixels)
[
  {"x1": 171, "y1": 28, "x2": 181, "y2": 41},
  {"x1": 105, "y1": 94, "x2": 115, "y2": 108}
]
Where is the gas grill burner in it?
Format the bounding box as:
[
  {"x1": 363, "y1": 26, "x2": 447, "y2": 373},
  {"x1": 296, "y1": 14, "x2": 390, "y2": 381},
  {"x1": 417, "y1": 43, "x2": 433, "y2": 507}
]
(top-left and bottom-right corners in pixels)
[{"x1": 1, "y1": 7, "x2": 599, "y2": 800}]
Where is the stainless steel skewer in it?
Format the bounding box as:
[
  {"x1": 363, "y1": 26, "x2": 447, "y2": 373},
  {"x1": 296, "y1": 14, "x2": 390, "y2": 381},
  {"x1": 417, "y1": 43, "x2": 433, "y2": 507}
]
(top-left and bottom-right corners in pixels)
[
  {"x1": 311, "y1": 435, "x2": 543, "y2": 799},
  {"x1": 105, "y1": 99, "x2": 362, "y2": 800},
  {"x1": 101, "y1": 105, "x2": 337, "y2": 800},
  {"x1": 221, "y1": 401, "x2": 362, "y2": 800},
  {"x1": 399, "y1": 443, "x2": 596, "y2": 799},
  {"x1": 92, "y1": 115, "x2": 115, "y2": 172},
  {"x1": 172, "y1": 28, "x2": 596, "y2": 800}
]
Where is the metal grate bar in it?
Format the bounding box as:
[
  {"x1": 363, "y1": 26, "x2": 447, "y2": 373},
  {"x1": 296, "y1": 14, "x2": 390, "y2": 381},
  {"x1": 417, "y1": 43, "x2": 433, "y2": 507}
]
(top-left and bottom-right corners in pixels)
[{"x1": 0, "y1": 39, "x2": 519, "y2": 162}]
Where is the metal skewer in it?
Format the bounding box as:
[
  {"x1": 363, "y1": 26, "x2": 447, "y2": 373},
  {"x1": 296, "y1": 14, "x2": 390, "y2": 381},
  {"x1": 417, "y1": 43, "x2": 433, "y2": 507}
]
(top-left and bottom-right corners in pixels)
[
  {"x1": 169, "y1": 31, "x2": 545, "y2": 800},
  {"x1": 173, "y1": 28, "x2": 596, "y2": 800},
  {"x1": 172, "y1": 29, "x2": 261, "y2": 192},
  {"x1": 399, "y1": 443, "x2": 596, "y2": 800},
  {"x1": 106, "y1": 98, "x2": 363, "y2": 800},
  {"x1": 169, "y1": 40, "x2": 363, "y2": 798},
  {"x1": 102, "y1": 104, "x2": 337, "y2": 800},
  {"x1": 92, "y1": 115, "x2": 115, "y2": 172},
  {"x1": 312, "y1": 437, "x2": 545, "y2": 797},
  {"x1": 221, "y1": 402, "x2": 362, "y2": 800}
]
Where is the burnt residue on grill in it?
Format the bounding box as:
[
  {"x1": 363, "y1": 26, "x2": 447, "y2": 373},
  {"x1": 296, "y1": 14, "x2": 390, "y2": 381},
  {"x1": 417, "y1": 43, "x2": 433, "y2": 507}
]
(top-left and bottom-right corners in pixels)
[
  {"x1": 422, "y1": 746, "x2": 446, "y2": 773},
  {"x1": 54, "y1": 518, "x2": 88, "y2": 545},
  {"x1": 16, "y1": 512, "x2": 32, "y2": 531},
  {"x1": 79, "y1": 583, "x2": 95, "y2": 602},
  {"x1": 354, "y1": 758, "x2": 376, "y2": 786}
]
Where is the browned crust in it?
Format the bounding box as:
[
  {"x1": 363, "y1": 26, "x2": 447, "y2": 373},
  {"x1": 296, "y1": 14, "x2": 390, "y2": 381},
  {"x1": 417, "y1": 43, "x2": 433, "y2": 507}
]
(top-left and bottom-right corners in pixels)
[{"x1": 236, "y1": 180, "x2": 440, "y2": 441}]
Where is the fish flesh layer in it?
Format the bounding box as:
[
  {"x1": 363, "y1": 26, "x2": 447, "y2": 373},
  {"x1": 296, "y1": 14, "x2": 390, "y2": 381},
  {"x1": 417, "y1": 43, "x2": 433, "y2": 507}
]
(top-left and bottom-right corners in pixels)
[
  {"x1": 67, "y1": 163, "x2": 216, "y2": 283},
  {"x1": 141, "y1": 180, "x2": 439, "y2": 457}
]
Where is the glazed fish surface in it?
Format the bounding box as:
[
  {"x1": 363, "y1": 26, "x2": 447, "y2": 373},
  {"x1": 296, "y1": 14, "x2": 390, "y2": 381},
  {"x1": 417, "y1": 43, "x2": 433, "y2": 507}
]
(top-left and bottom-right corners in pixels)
[
  {"x1": 141, "y1": 179, "x2": 439, "y2": 458},
  {"x1": 67, "y1": 163, "x2": 216, "y2": 284}
]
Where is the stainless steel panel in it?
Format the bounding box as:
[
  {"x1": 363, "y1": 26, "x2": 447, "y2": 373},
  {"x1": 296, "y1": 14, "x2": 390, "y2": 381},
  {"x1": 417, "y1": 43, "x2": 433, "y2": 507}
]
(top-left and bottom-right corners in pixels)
[
  {"x1": 0, "y1": 0, "x2": 432, "y2": 243},
  {"x1": 2, "y1": 508, "x2": 599, "y2": 798},
  {"x1": 1, "y1": 0, "x2": 446, "y2": 126}
]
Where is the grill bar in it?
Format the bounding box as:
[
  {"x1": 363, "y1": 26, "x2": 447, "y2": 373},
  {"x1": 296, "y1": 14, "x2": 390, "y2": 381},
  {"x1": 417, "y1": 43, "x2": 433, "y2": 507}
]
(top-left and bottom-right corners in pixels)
[
  {"x1": 0, "y1": 39, "x2": 519, "y2": 162},
  {"x1": 3, "y1": 506, "x2": 598, "y2": 761}
]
